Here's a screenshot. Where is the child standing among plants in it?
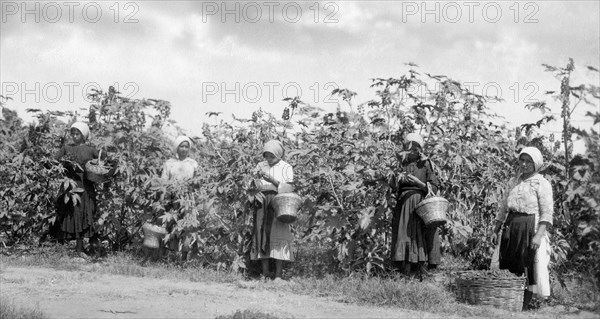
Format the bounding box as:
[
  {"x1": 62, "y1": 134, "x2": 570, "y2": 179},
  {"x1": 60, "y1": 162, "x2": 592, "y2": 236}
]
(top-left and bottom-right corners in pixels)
[
  {"x1": 251, "y1": 140, "x2": 295, "y2": 281},
  {"x1": 53, "y1": 122, "x2": 101, "y2": 256}
]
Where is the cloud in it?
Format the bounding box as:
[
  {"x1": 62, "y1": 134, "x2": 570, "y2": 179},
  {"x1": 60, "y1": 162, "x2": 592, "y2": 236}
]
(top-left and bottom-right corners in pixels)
[{"x1": 0, "y1": 0, "x2": 597, "y2": 135}]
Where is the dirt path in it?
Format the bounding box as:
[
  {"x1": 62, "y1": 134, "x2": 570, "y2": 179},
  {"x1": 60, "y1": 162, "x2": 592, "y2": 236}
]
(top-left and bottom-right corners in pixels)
[
  {"x1": 2, "y1": 265, "x2": 597, "y2": 319},
  {"x1": 1, "y1": 266, "x2": 438, "y2": 318}
]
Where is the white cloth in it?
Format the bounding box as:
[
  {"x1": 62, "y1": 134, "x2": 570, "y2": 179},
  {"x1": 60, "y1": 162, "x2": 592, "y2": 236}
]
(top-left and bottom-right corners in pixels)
[
  {"x1": 161, "y1": 157, "x2": 198, "y2": 181},
  {"x1": 263, "y1": 140, "x2": 284, "y2": 159},
  {"x1": 519, "y1": 146, "x2": 544, "y2": 172},
  {"x1": 531, "y1": 234, "x2": 551, "y2": 297},
  {"x1": 71, "y1": 122, "x2": 90, "y2": 140},
  {"x1": 255, "y1": 160, "x2": 294, "y2": 193},
  {"x1": 173, "y1": 136, "x2": 192, "y2": 159},
  {"x1": 405, "y1": 133, "x2": 425, "y2": 148}
]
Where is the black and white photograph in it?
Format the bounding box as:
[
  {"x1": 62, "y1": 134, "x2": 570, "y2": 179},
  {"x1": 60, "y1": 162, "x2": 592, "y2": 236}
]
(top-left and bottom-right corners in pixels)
[{"x1": 1, "y1": 1, "x2": 599, "y2": 318}]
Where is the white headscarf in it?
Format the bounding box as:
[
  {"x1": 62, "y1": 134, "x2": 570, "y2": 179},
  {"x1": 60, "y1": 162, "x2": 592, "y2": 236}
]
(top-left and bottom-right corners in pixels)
[
  {"x1": 173, "y1": 136, "x2": 192, "y2": 158},
  {"x1": 263, "y1": 140, "x2": 284, "y2": 159},
  {"x1": 404, "y1": 133, "x2": 424, "y2": 148},
  {"x1": 519, "y1": 146, "x2": 544, "y2": 172},
  {"x1": 70, "y1": 122, "x2": 90, "y2": 141}
]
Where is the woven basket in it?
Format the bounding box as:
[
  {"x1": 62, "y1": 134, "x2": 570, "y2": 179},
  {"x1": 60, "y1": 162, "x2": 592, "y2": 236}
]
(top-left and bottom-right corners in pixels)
[
  {"x1": 272, "y1": 193, "x2": 302, "y2": 223},
  {"x1": 142, "y1": 223, "x2": 167, "y2": 249},
  {"x1": 85, "y1": 150, "x2": 111, "y2": 183},
  {"x1": 415, "y1": 183, "x2": 448, "y2": 227},
  {"x1": 455, "y1": 271, "x2": 526, "y2": 312},
  {"x1": 415, "y1": 196, "x2": 448, "y2": 227}
]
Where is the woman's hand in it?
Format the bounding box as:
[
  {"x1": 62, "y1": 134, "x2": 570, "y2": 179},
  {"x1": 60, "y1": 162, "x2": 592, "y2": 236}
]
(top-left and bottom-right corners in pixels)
[
  {"x1": 491, "y1": 221, "x2": 502, "y2": 245},
  {"x1": 259, "y1": 171, "x2": 279, "y2": 186},
  {"x1": 530, "y1": 234, "x2": 543, "y2": 250},
  {"x1": 398, "y1": 173, "x2": 407, "y2": 184},
  {"x1": 406, "y1": 174, "x2": 426, "y2": 190},
  {"x1": 255, "y1": 192, "x2": 265, "y2": 204}
]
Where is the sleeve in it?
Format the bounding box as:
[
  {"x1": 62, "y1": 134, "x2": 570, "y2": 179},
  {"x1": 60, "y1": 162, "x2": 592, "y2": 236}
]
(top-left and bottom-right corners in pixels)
[
  {"x1": 537, "y1": 177, "x2": 554, "y2": 226},
  {"x1": 281, "y1": 162, "x2": 294, "y2": 184},
  {"x1": 54, "y1": 146, "x2": 66, "y2": 160},
  {"x1": 495, "y1": 201, "x2": 508, "y2": 224},
  {"x1": 256, "y1": 162, "x2": 266, "y2": 174}
]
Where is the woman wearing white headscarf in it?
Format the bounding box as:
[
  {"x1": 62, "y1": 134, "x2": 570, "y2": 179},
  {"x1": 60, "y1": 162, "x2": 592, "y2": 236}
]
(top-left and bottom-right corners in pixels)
[
  {"x1": 251, "y1": 140, "x2": 295, "y2": 280},
  {"x1": 53, "y1": 122, "x2": 101, "y2": 255},
  {"x1": 154, "y1": 136, "x2": 199, "y2": 261},
  {"x1": 161, "y1": 136, "x2": 198, "y2": 181},
  {"x1": 391, "y1": 133, "x2": 441, "y2": 278},
  {"x1": 492, "y1": 146, "x2": 553, "y2": 310}
]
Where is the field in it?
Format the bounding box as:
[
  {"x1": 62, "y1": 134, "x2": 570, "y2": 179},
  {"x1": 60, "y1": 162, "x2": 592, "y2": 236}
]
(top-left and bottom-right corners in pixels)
[{"x1": 1, "y1": 62, "x2": 599, "y2": 318}]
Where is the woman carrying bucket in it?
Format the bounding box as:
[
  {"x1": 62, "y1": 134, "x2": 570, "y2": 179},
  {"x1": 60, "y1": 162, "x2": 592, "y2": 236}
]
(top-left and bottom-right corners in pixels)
[
  {"x1": 391, "y1": 132, "x2": 441, "y2": 278},
  {"x1": 251, "y1": 140, "x2": 295, "y2": 280}
]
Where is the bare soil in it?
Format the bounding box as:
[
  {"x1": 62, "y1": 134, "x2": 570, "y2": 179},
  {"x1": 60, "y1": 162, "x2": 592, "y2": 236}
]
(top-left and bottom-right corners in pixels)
[
  {"x1": 1, "y1": 264, "x2": 597, "y2": 319},
  {"x1": 1, "y1": 265, "x2": 433, "y2": 318}
]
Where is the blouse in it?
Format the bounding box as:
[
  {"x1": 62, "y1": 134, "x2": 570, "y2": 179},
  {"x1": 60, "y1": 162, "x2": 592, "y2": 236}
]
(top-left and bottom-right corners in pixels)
[
  {"x1": 161, "y1": 157, "x2": 198, "y2": 181},
  {"x1": 398, "y1": 157, "x2": 439, "y2": 195},
  {"x1": 54, "y1": 144, "x2": 99, "y2": 186},
  {"x1": 496, "y1": 173, "x2": 554, "y2": 227},
  {"x1": 255, "y1": 160, "x2": 294, "y2": 193}
]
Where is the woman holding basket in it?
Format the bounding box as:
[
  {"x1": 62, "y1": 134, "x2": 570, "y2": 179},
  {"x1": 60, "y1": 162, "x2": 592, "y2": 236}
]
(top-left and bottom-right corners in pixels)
[
  {"x1": 491, "y1": 146, "x2": 553, "y2": 310},
  {"x1": 251, "y1": 140, "x2": 295, "y2": 280},
  {"x1": 53, "y1": 122, "x2": 102, "y2": 256},
  {"x1": 391, "y1": 133, "x2": 441, "y2": 278}
]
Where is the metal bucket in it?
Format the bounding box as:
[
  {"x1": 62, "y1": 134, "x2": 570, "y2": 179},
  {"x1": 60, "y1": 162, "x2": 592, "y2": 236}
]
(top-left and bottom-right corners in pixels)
[{"x1": 142, "y1": 223, "x2": 167, "y2": 248}]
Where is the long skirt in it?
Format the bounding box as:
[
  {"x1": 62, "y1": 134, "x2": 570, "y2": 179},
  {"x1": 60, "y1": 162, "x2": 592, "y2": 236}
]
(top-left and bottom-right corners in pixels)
[
  {"x1": 499, "y1": 212, "x2": 536, "y2": 284},
  {"x1": 54, "y1": 186, "x2": 96, "y2": 240},
  {"x1": 251, "y1": 192, "x2": 294, "y2": 261},
  {"x1": 391, "y1": 190, "x2": 441, "y2": 264}
]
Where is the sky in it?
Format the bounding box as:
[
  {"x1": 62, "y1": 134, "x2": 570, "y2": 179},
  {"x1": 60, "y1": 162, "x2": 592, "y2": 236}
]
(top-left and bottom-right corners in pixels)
[{"x1": 1, "y1": 0, "x2": 599, "y2": 145}]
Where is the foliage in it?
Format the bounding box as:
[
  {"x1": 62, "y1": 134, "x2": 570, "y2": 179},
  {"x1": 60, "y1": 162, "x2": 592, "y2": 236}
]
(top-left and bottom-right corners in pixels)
[
  {"x1": 531, "y1": 60, "x2": 600, "y2": 287},
  {"x1": 0, "y1": 61, "x2": 598, "y2": 288},
  {"x1": 0, "y1": 297, "x2": 48, "y2": 319}
]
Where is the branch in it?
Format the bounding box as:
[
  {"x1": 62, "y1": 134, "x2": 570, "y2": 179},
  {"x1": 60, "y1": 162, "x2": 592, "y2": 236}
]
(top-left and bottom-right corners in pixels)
[
  {"x1": 327, "y1": 175, "x2": 344, "y2": 210},
  {"x1": 569, "y1": 95, "x2": 584, "y2": 117},
  {"x1": 207, "y1": 138, "x2": 227, "y2": 163}
]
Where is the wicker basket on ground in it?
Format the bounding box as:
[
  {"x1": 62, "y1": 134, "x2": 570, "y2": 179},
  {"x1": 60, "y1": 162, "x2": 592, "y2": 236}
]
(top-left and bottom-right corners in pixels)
[{"x1": 455, "y1": 270, "x2": 526, "y2": 312}]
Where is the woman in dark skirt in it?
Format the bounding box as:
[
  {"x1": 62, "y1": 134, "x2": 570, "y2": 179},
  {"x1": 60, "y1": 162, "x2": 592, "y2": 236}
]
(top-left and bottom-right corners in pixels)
[
  {"x1": 492, "y1": 146, "x2": 553, "y2": 310},
  {"x1": 391, "y1": 133, "x2": 441, "y2": 278},
  {"x1": 53, "y1": 122, "x2": 100, "y2": 255}
]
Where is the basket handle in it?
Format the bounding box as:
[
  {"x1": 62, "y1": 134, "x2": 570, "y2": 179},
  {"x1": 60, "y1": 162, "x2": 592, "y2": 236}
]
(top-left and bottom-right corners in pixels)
[
  {"x1": 97, "y1": 149, "x2": 104, "y2": 164},
  {"x1": 424, "y1": 182, "x2": 434, "y2": 198}
]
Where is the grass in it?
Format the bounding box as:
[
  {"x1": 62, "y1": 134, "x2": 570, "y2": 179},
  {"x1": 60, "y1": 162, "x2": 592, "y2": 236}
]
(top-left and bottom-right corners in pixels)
[
  {"x1": 215, "y1": 310, "x2": 283, "y2": 319},
  {"x1": 2, "y1": 244, "x2": 599, "y2": 318},
  {"x1": 0, "y1": 298, "x2": 48, "y2": 319}
]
